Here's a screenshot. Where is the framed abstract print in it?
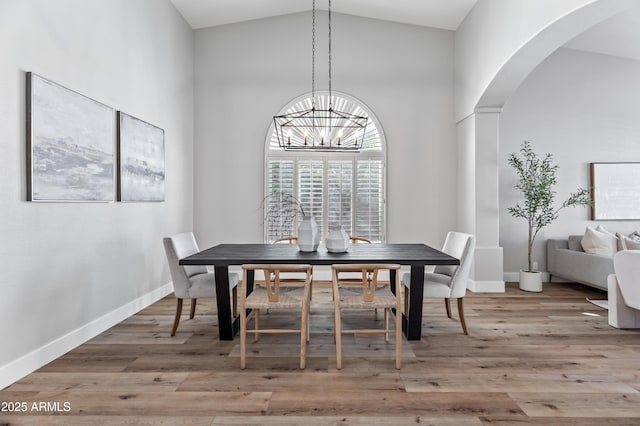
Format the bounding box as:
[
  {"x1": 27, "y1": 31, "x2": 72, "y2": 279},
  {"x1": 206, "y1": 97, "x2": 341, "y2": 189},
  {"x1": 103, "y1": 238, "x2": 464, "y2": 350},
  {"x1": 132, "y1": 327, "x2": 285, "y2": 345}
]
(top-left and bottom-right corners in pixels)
[
  {"x1": 27, "y1": 72, "x2": 114, "y2": 201},
  {"x1": 117, "y1": 111, "x2": 165, "y2": 202}
]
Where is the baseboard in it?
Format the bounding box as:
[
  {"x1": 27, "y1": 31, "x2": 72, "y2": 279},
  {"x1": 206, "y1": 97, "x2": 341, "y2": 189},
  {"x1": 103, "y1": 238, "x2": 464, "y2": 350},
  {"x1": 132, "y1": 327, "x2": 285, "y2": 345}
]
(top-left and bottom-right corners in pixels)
[
  {"x1": 0, "y1": 283, "x2": 173, "y2": 390},
  {"x1": 504, "y1": 271, "x2": 550, "y2": 283},
  {"x1": 467, "y1": 279, "x2": 505, "y2": 293}
]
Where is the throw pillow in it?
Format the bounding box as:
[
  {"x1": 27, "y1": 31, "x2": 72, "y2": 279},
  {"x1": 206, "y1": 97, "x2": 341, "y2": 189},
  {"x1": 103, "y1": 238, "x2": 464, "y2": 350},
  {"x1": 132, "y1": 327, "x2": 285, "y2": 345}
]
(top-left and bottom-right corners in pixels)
[
  {"x1": 596, "y1": 224, "x2": 616, "y2": 237},
  {"x1": 581, "y1": 226, "x2": 618, "y2": 257},
  {"x1": 596, "y1": 225, "x2": 623, "y2": 251},
  {"x1": 627, "y1": 238, "x2": 640, "y2": 250},
  {"x1": 629, "y1": 231, "x2": 640, "y2": 241},
  {"x1": 619, "y1": 233, "x2": 640, "y2": 250},
  {"x1": 617, "y1": 233, "x2": 628, "y2": 250}
]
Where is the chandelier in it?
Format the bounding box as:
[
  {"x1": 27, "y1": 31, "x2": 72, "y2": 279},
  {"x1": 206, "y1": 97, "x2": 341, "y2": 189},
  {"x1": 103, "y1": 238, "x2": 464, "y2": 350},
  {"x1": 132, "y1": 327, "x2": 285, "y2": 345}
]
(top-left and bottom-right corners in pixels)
[{"x1": 273, "y1": 0, "x2": 368, "y2": 151}]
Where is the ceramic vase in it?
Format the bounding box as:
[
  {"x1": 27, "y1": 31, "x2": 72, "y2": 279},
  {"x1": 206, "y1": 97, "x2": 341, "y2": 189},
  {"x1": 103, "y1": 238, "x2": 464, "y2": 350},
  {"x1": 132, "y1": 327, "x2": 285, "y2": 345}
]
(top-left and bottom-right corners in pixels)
[
  {"x1": 519, "y1": 270, "x2": 543, "y2": 292},
  {"x1": 297, "y1": 216, "x2": 320, "y2": 252},
  {"x1": 326, "y1": 225, "x2": 349, "y2": 253}
]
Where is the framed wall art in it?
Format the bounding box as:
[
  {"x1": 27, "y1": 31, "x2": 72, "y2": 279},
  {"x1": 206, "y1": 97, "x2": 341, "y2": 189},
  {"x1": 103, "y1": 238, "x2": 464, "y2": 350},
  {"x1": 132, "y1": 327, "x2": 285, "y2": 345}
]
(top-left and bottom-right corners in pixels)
[
  {"x1": 117, "y1": 111, "x2": 165, "y2": 202},
  {"x1": 590, "y1": 162, "x2": 640, "y2": 220},
  {"x1": 27, "y1": 72, "x2": 114, "y2": 201}
]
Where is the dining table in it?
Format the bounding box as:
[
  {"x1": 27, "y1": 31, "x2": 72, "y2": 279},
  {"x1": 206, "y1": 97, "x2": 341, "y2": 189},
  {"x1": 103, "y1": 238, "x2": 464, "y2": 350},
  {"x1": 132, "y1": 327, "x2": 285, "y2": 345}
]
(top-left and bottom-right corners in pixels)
[{"x1": 179, "y1": 243, "x2": 460, "y2": 340}]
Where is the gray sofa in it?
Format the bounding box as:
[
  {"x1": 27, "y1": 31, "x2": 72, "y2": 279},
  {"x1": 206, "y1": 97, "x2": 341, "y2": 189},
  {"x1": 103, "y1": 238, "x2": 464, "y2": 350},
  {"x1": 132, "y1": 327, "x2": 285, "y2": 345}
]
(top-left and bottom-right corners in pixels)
[{"x1": 546, "y1": 235, "x2": 613, "y2": 291}]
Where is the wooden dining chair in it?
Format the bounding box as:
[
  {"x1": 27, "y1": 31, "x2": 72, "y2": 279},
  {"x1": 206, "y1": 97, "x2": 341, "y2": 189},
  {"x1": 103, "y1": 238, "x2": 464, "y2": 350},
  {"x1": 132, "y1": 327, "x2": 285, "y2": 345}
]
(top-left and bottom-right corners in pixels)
[
  {"x1": 344, "y1": 236, "x2": 381, "y2": 313},
  {"x1": 332, "y1": 264, "x2": 403, "y2": 369},
  {"x1": 341, "y1": 237, "x2": 373, "y2": 285},
  {"x1": 240, "y1": 264, "x2": 313, "y2": 369},
  {"x1": 349, "y1": 236, "x2": 372, "y2": 244},
  {"x1": 272, "y1": 236, "x2": 298, "y2": 244},
  {"x1": 270, "y1": 235, "x2": 312, "y2": 299}
]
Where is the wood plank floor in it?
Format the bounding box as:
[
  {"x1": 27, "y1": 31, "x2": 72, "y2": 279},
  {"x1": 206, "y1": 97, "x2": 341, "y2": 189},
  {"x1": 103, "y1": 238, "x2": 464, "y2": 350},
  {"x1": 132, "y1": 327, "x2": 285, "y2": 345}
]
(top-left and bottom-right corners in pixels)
[{"x1": 2, "y1": 282, "x2": 640, "y2": 425}]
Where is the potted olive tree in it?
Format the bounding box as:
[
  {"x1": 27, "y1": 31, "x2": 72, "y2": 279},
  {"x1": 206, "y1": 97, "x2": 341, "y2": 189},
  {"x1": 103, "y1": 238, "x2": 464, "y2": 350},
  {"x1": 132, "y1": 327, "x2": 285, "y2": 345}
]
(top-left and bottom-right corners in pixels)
[{"x1": 507, "y1": 141, "x2": 591, "y2": 292}]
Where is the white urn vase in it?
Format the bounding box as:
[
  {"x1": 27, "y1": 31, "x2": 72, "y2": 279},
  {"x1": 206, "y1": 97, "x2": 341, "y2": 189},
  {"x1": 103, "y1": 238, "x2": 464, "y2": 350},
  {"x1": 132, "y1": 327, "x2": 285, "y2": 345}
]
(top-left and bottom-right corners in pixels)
[
  {"x1": 326, "y1": 225, "x2": 349, "y2": 253},
  {"x1": 519, "y1": 270, "x2": 543, "y2": 292},
  {"x1": 297, "y1": 216, "x2": 320, "y2": 252}
]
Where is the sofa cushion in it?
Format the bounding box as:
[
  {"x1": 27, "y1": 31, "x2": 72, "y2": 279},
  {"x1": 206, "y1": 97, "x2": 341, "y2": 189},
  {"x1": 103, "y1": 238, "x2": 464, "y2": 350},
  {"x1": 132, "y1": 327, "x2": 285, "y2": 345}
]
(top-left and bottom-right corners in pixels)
[
  {"x1": 567, "y1": 235, "x2": 584, "y2": 251},
  {"x1": 582, "y1": 226, "x2": 618, "y2": 257}
]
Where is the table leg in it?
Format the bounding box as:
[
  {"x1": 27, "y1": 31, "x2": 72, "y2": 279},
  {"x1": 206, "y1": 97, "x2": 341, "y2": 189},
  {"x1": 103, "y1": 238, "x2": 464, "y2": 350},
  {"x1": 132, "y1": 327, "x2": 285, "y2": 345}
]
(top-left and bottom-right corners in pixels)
[
  {"x1": 214, "y1": 266, "x2": 235, "y2": 340},
  {"x1": 244, "y1": 268, "x2": 255, "y2": 323},
  {"x1": 402, "y1": 264, "x2": 424, "y2": 340},
  {"x1": 390, "y1": 269, "x2": 397, "y2": 294}
]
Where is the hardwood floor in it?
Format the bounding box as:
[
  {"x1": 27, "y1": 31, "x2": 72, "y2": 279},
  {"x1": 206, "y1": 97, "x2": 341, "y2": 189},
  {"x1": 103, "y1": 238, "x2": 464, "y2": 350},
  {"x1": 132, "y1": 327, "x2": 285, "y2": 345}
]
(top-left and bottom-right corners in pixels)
[{"x1": 2, "y1": 282, "x2": 640, "y2": 425}]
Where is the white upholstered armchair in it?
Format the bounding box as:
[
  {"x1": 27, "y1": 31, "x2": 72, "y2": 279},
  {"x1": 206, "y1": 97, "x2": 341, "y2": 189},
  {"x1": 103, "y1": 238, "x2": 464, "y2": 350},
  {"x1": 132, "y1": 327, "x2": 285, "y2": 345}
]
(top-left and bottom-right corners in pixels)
[
  {"x1": 163, "y1": 232, "x2": 239, "y2": 336},
  {"x1": 401, "y1": 232, "x2": 475, "y2": 335},
  {"x1": 608, "y1": 250, "x2": 640, "y2": 329}
]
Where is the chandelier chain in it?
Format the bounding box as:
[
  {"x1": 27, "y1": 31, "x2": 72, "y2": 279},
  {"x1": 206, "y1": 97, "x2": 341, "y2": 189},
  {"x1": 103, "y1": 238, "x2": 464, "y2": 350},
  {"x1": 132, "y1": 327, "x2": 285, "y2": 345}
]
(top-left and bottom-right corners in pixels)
[
  {"x1": 328, "y1": 0, "x2": 332, "y2": 108},
  {"x1": 272, "y1": 0, "x2": 368, "y2": 151},
  {"x1": 311, "y1": 0, "x2": 316, "y2": 109}
]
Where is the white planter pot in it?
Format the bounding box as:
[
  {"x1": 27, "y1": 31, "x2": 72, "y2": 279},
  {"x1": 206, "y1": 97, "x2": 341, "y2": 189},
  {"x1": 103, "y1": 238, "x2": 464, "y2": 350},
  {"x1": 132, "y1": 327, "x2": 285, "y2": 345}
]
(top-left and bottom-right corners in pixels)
[
  {"x1": 519, "y1": 270, "x2": 543, "y2": 292},
  {"x1": 297, "y1": 216, "x2": 320, "y2": 252},
  {"x1": 326, "y1": 225, "x2": 349, "y2": 253}
]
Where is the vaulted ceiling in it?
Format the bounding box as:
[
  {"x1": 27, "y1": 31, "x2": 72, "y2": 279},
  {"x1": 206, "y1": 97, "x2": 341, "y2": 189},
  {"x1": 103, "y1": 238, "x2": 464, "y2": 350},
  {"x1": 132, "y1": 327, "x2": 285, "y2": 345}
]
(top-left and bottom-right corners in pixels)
[
  {"x1": 170, "y1": 0, "x2": 640, "y2": 62},
  {"x1": 169, "y1": 0, "x2": 477, "y2": 30}
]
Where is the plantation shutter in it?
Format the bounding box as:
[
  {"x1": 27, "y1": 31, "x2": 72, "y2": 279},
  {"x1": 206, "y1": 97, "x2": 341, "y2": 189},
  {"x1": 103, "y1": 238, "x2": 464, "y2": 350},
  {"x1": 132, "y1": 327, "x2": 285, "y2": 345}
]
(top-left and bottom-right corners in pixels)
[
  {"x1": 355, "y1": 160, "x2": 384, "y2": 242},
  {"x1": 327, "y1": 160, "x2": 353, "y2": 235},
  {"x1": 266, "y1": 160, "x2": 295, "y2": 241},
  {"x1": 298, "y1": 160, "x2": 324, "y2": 237}
]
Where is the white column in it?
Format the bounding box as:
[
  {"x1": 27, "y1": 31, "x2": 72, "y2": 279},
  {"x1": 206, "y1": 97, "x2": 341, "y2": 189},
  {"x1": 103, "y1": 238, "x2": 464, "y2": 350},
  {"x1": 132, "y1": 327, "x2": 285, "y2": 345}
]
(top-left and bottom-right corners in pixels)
[{"x1": 457, "y1": 108, "x2": 505, "y2": 292}]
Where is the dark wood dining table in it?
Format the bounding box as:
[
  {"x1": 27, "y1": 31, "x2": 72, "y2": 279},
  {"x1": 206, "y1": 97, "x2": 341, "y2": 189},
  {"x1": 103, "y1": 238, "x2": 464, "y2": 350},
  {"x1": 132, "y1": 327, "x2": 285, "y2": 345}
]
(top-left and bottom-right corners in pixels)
[{"x1": 180, "y1": 243, "x2": 459, "y2": 340}]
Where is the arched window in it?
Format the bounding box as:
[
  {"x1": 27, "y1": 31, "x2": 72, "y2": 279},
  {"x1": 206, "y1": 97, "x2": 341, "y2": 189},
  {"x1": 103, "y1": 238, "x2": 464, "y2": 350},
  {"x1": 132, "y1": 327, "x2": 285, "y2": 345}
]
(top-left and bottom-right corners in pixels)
[{"x1": 265, "y1": 91, "x2": 386, "y2": 243}]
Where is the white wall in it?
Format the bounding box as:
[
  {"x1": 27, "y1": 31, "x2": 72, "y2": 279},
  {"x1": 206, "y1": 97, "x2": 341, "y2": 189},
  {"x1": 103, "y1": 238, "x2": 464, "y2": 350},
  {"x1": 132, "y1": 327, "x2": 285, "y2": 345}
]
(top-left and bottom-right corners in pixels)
[
  {"x1": 0, "y1": 0, "x2": 194, "y2": 387},
  {"x1": 500, "y1": 48, "x2": 640, "y2": 276},
  {"x1": 454, "y1": 0, "x2": 632, "y2": 121},
  {"x1": 454, "y1": 0, "x2": 637, "y2": 289},
  {"x1": 194, "y1": 12, "x2": 456, "y2": 248},
  {"x1": 457, "y1": 115, "x2": 476, "y2": 236}
]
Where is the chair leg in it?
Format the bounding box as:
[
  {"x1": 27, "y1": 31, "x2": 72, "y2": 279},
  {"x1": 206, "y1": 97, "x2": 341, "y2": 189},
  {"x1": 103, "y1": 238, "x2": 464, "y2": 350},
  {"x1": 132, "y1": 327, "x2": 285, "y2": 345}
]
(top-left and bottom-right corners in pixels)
[
  {"x1": 300, "y1": 299, "x2": 309, "y2": 370},
  {"x1": 457, "y1": 298, "x2": 468, "y2": 335},
  {"x1": 334, "y1": 301, "x2": 342, "y2": 370},
  {"x1": 254, "y1": 309, "x2": 260, "y2": 342},
  {"x1": 384, "y1": 308, "x2": 389, "y2": 342},
  {"x1": 171, "y1": 299, "x2": 183, "y2": 336},
  {"x1": 307, "y1": 298, "x2": 311, "y2": 343},
  {"x1": 444, "y1": 298, "x2": 452, "y2": 319},
  {"x1": 395, "y1": 296, "x2": 402, "y2": 370},
  {"x1": 190, "y1": 299, "x2": 197, "y2": 319},
  {"x1": 240, "y1": 301, "x2": 247, "y2": 369}
]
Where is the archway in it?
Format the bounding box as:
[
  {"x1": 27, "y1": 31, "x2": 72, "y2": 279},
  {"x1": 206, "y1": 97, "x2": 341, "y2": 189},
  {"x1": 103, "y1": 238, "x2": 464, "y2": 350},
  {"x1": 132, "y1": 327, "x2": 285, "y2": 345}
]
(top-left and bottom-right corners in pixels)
[{"x1": 457, "y1": 0, "x2": 638, "y2": 292}]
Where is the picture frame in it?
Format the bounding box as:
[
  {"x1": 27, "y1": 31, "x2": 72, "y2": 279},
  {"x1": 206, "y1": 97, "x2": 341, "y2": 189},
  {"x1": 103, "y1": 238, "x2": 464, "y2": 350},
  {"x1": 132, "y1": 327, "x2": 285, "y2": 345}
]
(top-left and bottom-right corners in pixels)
[
  {"x1": 27, "y1": 72, "x2": 114, "y2": 202},
  {"x1": 590, "y1": 162, "x2": 640, "y2": 220},
  {"x1": 117, "y1": 111, "x2": 165, "y2": 202}
]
